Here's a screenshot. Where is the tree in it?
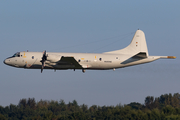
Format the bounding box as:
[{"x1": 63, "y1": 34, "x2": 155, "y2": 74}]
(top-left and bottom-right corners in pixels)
[
  {"x1": 80, "y1": 104, "x2": 88, "y2": 112},
  {"x1": 127, "y1": 102, "x2": 142, "y2": 110},
  {"x1": 18, "y1": 99, "x2": 27, "y2": 108},
  {"x1": 145, "y1": 96, "x2": 154, "y2": 109},
  {"x1": 72, "y1": 100, "x2": 78, "y2": 107},
  {"x1": 27, "y1": 98, "x2": 36, "y2": 109},
  {"x1": 59, "y1": 99, "x2": 65, "y2": 106},
  {"x1": 0, "y1": 114, "x2": 7, "y2": 120}
]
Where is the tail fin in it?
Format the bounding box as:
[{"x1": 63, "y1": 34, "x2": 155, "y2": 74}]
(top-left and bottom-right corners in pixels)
[{"x1": 105, "y1": 30, "x2": 149, "y2": 56}]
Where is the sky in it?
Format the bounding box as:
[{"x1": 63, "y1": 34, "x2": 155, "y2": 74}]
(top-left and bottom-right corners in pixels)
[{"x1": 0, "y1": 1, "x2": 180, "y2": 107}]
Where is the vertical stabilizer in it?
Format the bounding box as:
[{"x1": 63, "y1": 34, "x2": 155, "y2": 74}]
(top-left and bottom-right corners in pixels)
[{"x1": 105, "y1": 30, "x2": 149, "y2": 56}]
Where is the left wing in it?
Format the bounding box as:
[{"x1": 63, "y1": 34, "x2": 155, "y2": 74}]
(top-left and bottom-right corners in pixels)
[{"x1": 59, "y1": 56, "x2": 83, "y2": 69}]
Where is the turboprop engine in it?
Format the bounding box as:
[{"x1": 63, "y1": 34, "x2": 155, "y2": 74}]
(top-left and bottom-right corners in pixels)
[
  {"x1": 40, "y1": 51, "x2": 61, "y2": 72},
  {"x1": 46, "y1": 54, "x2": 61, "y2": 63}
]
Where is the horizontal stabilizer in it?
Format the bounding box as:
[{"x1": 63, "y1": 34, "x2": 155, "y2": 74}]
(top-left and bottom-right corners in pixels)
[
  {"x1": 121, "y1": 52, "x2": 147, "y2": 64},
  {"x1": 132, "y1": 52, "x2": 147, "y2": 58}
]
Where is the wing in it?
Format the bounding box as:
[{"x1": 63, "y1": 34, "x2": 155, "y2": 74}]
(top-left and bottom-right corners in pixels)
[{"x1": 59, "y1": 57, "x2": 83, "y2": 69}]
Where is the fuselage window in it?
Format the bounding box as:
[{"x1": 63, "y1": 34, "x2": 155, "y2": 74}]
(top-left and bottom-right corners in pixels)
[
  {"x1": 78, "y1": 59, "x2": 81, "y2": 62},
  {"x1": 32, "y1": 56, "x2": 34, "y2": 59},
  {"x1": 99, "y1": 58, "x2": 102, "y2": 61}
]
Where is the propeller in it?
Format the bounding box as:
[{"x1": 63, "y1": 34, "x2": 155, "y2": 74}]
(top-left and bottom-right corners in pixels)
[{"x1": 40, "y1": 51, "x2": 47, "y2": 73}]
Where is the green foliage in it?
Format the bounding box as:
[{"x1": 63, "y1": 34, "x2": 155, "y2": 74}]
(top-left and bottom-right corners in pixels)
[
  {"x1": 0, "y1": 114, "x2": 7, "y2": 120},
  {"x1": 127, "y1": 102, "x2": 143, "y2": 110},
  {"x1": 0, "y1": 93, "x2": 180, "y2": 119}
]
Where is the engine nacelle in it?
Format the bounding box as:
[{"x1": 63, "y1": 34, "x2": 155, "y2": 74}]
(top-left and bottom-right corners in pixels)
[{"x1": 47, "y1": 54, "x2": 61, "y2": 63}]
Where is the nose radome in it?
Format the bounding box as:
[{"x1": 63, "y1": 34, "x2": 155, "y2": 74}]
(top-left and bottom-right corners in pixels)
[
  {"x1": 3, "y1": 59, "x2": 7, "y2": 64},
  {"x1": 3, "y1": 59, "x2": 10, "y2": 65}
]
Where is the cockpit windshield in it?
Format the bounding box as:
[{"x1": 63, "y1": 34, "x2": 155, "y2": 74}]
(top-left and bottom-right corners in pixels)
[{"x1": 12, "y1": 52, "x2": 20, "y2": 57}]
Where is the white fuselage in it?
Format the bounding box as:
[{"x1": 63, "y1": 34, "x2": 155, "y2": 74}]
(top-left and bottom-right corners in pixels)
[{"x1": 4, "y1": 51, "x2": 159, "y2": 71}]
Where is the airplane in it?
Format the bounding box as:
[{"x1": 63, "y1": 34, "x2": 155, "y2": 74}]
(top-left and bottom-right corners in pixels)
[{"x1": 4, "y1": 30, "x2": 176, "y2": 73}]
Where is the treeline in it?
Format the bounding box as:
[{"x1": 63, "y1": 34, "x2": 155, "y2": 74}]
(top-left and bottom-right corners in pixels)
[{"x1": 1, "y1": 93, "x2": 180, "y2": 120}]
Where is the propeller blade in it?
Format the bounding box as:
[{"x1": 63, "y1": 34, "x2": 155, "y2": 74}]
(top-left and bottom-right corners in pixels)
[
  {"x1": 40, "y1": 50, "x2": 47, "y2": 73},
  {"x1": 41, "y1": 68, "x2": 43, "y2": 73},
  {"x1": 41, "y1": 62, "x2": 45, "y2": 73}
]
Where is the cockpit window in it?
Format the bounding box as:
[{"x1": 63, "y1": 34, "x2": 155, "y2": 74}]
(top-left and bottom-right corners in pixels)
[{"x1": 12, "y1": 52, "x2": 20, "y2": 57}]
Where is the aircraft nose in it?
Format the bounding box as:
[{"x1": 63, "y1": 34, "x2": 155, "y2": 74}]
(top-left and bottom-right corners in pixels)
[
  {"x1": 3, "y1": 59, "x2": 7, "y2": 64},
  {"x1": 4, "y1": 59, "x2": 7, "y2": 64},
  {"x1": 3, "y1": 58, "x2": 10, "y2": 65}
]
